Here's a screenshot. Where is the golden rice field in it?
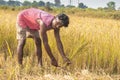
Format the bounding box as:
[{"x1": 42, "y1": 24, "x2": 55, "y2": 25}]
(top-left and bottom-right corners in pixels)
[{"x1": 0, "y1": 9, "x2": 120, "y2": 80}]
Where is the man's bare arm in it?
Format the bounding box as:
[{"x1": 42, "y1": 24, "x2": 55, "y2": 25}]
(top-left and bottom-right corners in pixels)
[
  {"x1": 41, "y1": 32, "x2": 55, "y2": 59},
  {"x1": 37, "y1": 19, "x2": 58, "y2": 67},
  {"x1": 54, "y1": 29, "x2": 65, "y2": 58},
  {"x1": 54, "y1": 29, "x2": 71, "y2": 64}
]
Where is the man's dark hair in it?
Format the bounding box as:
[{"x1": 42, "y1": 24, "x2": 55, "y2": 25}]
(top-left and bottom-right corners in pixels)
[{"x1": 56, "y1": 13, "x2": 69, "y2": 27}]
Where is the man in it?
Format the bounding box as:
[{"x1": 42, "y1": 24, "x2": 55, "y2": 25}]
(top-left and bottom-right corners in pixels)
[{"x1": 16, "y1": 8, "x2": 71, "y2": 67}]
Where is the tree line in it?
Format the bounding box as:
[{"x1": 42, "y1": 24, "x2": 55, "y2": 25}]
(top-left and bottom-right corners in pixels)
[{"x1": 0, "y1": 0, "x2": 119, "y2": 10}]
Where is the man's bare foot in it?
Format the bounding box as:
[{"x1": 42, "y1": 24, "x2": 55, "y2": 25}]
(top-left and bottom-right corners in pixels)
[
  {"x1": 64, "y1": 58, "x2": 71, "y2": 66},
  {"x1": 51, "y1": 59, "x2": 58, "y2": 67}
]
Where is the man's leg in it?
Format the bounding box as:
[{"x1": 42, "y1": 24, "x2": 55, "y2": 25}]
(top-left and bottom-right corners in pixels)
[
  {"x1": 17, "y1": 39, "x2": 26, "y2": 65},
  {"x1": 30, "y1": 30, "x2": 42, "y2": 66},
  {"x1": 34, "y1": 37, "x2": 42, "y2": 66},
  {"x1": 16, "y1": 23, "x2": 26, "y2": 65}
]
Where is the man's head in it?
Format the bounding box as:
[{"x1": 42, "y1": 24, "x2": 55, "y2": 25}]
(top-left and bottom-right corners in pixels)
[{"x1": 52, "y1": 13, "x2": 69, "y2": 29}]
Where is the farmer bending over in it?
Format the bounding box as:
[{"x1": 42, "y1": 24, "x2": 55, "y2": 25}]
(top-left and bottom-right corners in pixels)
[{"x1": 16, "y1": 8, "x2": 71, "y2": 67}]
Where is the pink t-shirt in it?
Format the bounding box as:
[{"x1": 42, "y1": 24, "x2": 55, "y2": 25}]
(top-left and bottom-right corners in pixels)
[{"x1": 17, "y1": 8, "x2": 54, "y2": 30}]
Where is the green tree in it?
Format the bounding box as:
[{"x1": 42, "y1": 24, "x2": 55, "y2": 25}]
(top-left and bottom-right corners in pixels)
[
  {"x1": 78, "y1": 3, "x2": 88, "y2": 9},
  {"x1": 46, "y1": 2, "x2": 55, "y2": 7},
  {"x1": 23, "y1": 1, "x2": 31, "y2": 6},
  {"x1": 46, "y1": 2, "x2": 50, "y2": 7},
  {"x1": 15, "y1": 1, "x2": 21, "y2": 6},
  {"x1": 38, "y1": 1, "x2": 45, "y2": 6},
  {"x1": 54, "y1": 0, "x2": 61, "y2": 7},
  {"x1": 7, "y1": 0, "x2": 21, "y2": 6},
  {"x1": 32, "y1": 1, "x2": 38, "y2": 7},
  {"x1": 0, "y1": 0, "x2": 6, "y2": 5},
  {"x1": 107, "y1": 1, "x2": 116, "y2": 10}
]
